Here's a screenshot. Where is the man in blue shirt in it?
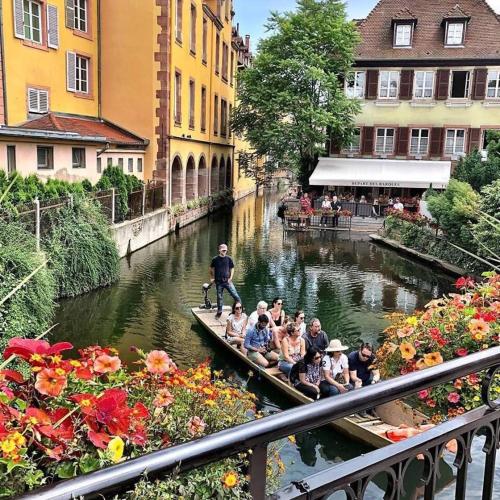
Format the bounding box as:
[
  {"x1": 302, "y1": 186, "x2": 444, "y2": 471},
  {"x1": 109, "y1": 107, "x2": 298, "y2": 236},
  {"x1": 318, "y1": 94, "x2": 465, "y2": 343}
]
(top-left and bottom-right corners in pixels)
[
  {"x1": 244, "y1": 315, "x2": 279, "y2": 367},
  {"x1": 209, "y1": 243, "x2": 242, "y2": 319}
]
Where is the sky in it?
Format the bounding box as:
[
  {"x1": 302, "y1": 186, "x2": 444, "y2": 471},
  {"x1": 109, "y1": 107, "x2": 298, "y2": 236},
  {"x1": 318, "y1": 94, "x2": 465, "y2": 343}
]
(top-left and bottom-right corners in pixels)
[{"x1": 234, "y1": 0, "x2": 500, "y2": 51}]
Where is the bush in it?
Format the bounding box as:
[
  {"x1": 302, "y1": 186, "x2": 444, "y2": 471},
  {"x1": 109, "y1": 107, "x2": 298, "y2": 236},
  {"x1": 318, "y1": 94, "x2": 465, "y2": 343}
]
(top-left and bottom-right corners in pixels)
[
  {"x1": 0, "y1": 220, "x2": 56, "y2": 352},
  {"x1": 472, "y1": 180, "x2": 500, "y2": 262},
  {"x1": 43, "y1": 199, "x2": 120, "y2": 298}
]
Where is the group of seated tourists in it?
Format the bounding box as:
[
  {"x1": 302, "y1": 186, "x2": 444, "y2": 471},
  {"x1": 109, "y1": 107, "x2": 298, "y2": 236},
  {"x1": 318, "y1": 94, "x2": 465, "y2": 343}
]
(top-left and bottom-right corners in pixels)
[{"x1": 225, "y1": 298, "x2": 380, "y2": 400}]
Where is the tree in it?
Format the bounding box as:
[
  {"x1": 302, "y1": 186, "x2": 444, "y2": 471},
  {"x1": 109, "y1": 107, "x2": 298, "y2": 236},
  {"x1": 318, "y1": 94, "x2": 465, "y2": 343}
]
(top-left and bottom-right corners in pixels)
[{"x1": 232, "y1": 0, "x2": 360, "y2": 185}]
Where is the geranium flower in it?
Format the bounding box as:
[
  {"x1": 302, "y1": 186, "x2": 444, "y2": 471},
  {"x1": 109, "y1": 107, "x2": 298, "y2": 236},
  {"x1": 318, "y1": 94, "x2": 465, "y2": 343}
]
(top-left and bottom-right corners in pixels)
[
  {"x1": 187, "y1": 416, "x2": 206, "y2": 436},
  {"x1": 146, "y1": 350, "x2": 173, "y2": 374},
  {"x1": 456, "y1": 348, "x2": 468, "y2": 357},
  {"x1": 426, "y1": 399, "x2": 437, "y2": 408},
  {"x1": 153, "y1": 389, "x2": 174, "y2": 408},
  {"x1": 399, "y1": 343, "x2": 416, "y2": 360},
  {"x1": 468, "y1": 318, "x2": 490, "y2": 336},
  {"x1": 222, "y1": 471, "x2": 239, "y2": 489},
  {"x1": 418, "y1": 389, "x2": 429, "y2": 400},
  {"x1": 94, "y1": 354, "x2": 122, "y2": 374},
  {"x1": 3, "y1": 338, "x2": 73, "y2": 362},
  {"x1": 447, "y1": 392, "x2": 461, "y2": 404},
  {"x1": 424, "y1": 352, "x2": 443, "y2": 367},
  {"x1": 35, "y1": 368, "x2": 67, "y2": 397},
  {"x1": 107, "y1": 436, "x2": 125, "y2": 463}
]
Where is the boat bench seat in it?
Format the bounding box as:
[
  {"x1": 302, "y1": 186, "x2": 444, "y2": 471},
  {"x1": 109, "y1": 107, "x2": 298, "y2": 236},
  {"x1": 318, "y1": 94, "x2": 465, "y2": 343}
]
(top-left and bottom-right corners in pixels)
[{"x1": 266, "y1": 366, "x2": 283, "y2": 376}]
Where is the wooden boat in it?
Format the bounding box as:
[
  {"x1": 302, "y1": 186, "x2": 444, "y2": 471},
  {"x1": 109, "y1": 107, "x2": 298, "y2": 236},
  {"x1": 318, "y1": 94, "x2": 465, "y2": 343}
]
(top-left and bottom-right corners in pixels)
[{"x1": 192, "y1": 306, "x2": 427, "y2": 449}]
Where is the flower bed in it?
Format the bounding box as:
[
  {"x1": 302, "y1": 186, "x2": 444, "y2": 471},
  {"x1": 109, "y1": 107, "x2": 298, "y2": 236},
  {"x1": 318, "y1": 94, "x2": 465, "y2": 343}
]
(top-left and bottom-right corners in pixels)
[
  {"x1": 377, "y1": 273, "x2": 499, "y2": 422},
  {"x1": 0, "y1": 339, "x2": 274, "y2": 498}
]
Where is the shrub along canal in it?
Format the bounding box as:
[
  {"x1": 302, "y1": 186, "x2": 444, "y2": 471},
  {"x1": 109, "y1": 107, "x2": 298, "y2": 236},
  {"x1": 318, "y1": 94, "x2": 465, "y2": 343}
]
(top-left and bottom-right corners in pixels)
[{"x1": 53, "y1": 191, "x2": 491, "y2": 498}]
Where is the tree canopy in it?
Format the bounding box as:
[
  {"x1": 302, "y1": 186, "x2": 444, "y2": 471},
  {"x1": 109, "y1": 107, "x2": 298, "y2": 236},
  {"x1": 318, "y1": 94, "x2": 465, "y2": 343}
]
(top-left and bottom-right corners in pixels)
[{"x1": 232, "y1": 0, "x2": 360, "y2": 185}]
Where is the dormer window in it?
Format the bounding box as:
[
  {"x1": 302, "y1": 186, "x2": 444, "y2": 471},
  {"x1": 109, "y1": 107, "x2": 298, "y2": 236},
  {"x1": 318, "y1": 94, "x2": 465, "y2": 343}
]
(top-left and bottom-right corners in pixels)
[
  {"x1": 445, "y1": 22, "x2": 465, "y2": 46},
  {"x1": 394, "y1": 23, "x2": 413, "y2": 47}
]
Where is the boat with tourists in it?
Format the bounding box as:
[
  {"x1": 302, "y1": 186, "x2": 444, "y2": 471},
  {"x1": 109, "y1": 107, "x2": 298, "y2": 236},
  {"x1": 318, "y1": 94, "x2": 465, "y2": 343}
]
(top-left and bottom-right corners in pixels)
[{"x1": 192, "y1": 305, "x2": 428, "y2": 449}]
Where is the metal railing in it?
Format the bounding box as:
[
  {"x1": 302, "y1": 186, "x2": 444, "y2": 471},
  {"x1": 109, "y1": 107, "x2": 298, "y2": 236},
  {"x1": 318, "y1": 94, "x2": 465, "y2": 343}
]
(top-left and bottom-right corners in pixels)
[{"x1": 19, "y1": 347, "x2": 500, "y2": 500}]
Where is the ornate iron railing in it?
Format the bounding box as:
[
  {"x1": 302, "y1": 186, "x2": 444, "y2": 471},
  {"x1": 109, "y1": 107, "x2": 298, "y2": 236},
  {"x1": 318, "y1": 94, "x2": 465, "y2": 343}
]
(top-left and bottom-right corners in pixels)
[{"x1": 19, "y1": 347, "x2": 500, "y2": 500}]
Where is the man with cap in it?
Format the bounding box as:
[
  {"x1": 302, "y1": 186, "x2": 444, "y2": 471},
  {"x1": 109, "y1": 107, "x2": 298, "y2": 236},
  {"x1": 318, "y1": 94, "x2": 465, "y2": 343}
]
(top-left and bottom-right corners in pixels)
[
  {"x1": 209, "y1": 243, "x2": 242, "y2": 319},
  {"x1": 320, "y1": 339, "x2": 353, "y2": 397}
]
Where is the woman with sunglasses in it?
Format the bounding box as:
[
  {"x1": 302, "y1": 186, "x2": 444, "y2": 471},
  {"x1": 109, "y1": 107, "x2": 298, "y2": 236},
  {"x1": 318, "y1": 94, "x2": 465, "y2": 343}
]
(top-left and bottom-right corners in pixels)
[
  {"x1": 278, "y1": 322, "x2": 305, "y2": 376},
  {"x1": 290, "y1": 347, "x2": 323, "y2": 400},
  {"x1": 294, "y1": 310, "x2": 307, "y2": 336},
  {"x1": 226, "y1": 301, "x2": 248, "y2": 354},
  {"x1": 269, "y1": 297, "x2": 286, "y2": 327}
]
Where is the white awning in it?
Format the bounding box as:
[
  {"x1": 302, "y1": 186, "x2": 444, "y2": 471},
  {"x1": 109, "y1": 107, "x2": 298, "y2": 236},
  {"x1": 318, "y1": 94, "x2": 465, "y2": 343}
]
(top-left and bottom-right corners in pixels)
[{"x1": 309, "y1": 158, "x2": 451, "y2": 190}]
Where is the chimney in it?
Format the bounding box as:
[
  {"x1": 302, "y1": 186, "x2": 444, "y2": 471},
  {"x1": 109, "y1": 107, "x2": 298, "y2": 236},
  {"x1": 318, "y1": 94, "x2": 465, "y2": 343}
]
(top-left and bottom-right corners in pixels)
[{"x1": 245, "y1": 35, "x2": 250, "y2": 50}]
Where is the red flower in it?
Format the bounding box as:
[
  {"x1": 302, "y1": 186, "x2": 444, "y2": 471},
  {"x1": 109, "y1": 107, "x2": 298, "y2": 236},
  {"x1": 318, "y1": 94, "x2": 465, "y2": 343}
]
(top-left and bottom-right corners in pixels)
[
  {"x1": 426, "y1": 399, "x2": 437, "y2": 408},
  {"x1": 88, "y1": 430, "x2": 112, "y2": 449},
  {"x1": 456, "y1": 348, "x2": 468, "y2": 357},
  {"x1": 131, "y1": 402, "x2": 149, "y2": 420},
  {"x1": 418, "y1": 389, "x2": 429, "y2": 400},
  {"x1": 35, "y1": 368, "x2": 67, "y2": 397},
  {"x1": 475, "y1": 311, "x2": 497, "y2": 323},
  {"x1": 95, "y1": 389, "x2": 131, "y2": 435},
  {"x1": 0, "y1": 369, "x2": 25, "y2": 384},
  {"x1": 447, "y1": 392, "x2": 461, "y2": 404},
  {"x1": 25, "y1": 407, "x2": 51, "y2": 427},
  {"x1": 455, "y1": 277, "x2": 474, "y2": 290},
  {"x1": 3, "y1": 338, "x2": 73, "y2": 363},
  {"x1": 468, "y1": 373, "x2": 480, "y2": 385},
  {"x1": 71, "y1": 394, "x2": 98, "y2": 415}
]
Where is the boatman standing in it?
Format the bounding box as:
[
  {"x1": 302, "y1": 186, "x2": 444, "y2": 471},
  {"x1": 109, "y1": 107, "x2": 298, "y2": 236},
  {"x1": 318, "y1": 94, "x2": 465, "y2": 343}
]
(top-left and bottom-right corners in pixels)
[{"x1": 209, "y1": 243, "x2": 242, "y2": 319}]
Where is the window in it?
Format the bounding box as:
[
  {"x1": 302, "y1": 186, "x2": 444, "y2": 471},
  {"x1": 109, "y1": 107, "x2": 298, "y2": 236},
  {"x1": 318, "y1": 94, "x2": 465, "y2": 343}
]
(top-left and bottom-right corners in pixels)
[
  {"x1": 190, "y1": 4, "x2": 196, "y2": 54},
  {"x1": 394, "y1": 24, "x2": 412, "y2": 47},
  {"x1": 375, "y1": 128, "x2": 395, "y2": 154},
  {"x1": 189, "y1": 79, "x2": 195, "y2": 129},
  {"x1": 201, "y1": 85, "x2": 207, "y2": 132},
  {"x1": 202, "y1": 18, "x2": 208, "y2": 63},
  {"x1": 487, "y1": 70, "x2": 500, "y2": 99},
  {"x1": 230, "y1": 51, "x2": 234, "y2": 85},
  {"x1": 37, "y1": 146, "x2": 54, "y2": 170},
  {"x1": 414, "y1": 71, "x2": 434, "y2": 99},
  {"x1": 137, "y1": 158, "x2": 143, "y2": 173},
  {"x1": 345, "y1": 71, "x2": 366, "y2": 99},
  {"x1": 96, "y1": 157, "x2": 102, "y2": 173},
  {"x1": 107, "y1": 157, "x2": 112, "y2": 168},
  {"x1": 410, "y1": 129, "x2": 429, "y2": 155},
  {"x1": 450, "y1": 70, "x2": 470, "y2": 98},
  {"x1": 214, "y1": 94, "x2": 219, "y2": 135},
  {"x1": 72, "y1": 147, "x2": 86, "y2": 168},
  {"x1": 23, "y1": 0, "x2": 42, "y2": 43},
  {"x1": 28, "y1": 88, "x2": 49, "y2": 113},
  {"x1": 174, "y1": 71, "x2": 182, "y2": 124},
  {"x1": 378, "y1": 71, "x2": 399, "y2": 99},
  {"x1": 222, "y1": 42, "x2": 228, "y2": 81},
  {"x1": 215, "y1": 34, "x2": 220, "y2": 75},
  {"x1": 7, "y1": 146, "x2": 16, "y2": 174},
  {"x1": 74, "y1": 0, "x2": 88, "y2": 32},
  {"x1": 221, "y1": 99, "x2": 227, "y2": 137},
  {"x1": 228, "y1": 103, "x2": 232, "y2": 138},
  {"x1": 118, "y1": 158, "x2": 124, "y2": 170},
  {"x1": 445, "y1": 129, "x2": 466, "y2": 155},
  {"x1": 226, "y1": 0, "x2": 231, "y2": 20},
  {"x1": 446, "y1": 22, "x2": 465, "y2": 46},
  {"x1": 128, "y1": 158, "x2": 133, "y2": 173},
  {"x1": 345, "y1": 129, "x2": 361, "y2": 153},
  {"x1": 176, "y1": 0, "x2": 183, "y2": 43},
  {"x1": 75, "y1": 55, "x2": 89, "y2": 93}
]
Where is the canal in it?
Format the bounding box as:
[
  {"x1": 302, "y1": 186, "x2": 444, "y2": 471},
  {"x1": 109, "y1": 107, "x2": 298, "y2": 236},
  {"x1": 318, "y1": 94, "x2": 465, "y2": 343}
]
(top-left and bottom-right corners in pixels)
[{"x1": 53, "y1": 191, "x2": 493, "y2": 498}]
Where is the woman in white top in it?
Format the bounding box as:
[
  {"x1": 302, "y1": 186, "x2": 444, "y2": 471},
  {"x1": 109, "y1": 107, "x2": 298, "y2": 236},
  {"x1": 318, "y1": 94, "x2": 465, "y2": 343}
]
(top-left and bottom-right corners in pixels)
[
  {"x1": 226, "y1": 301, "x2": 248, "y2": 354},
  {"x1": 294, "y1": 310, "x2": 307, "y2": 336},
  {"x1": 320, "y1": 196, "x2": 332, "y2": 227},
  {"x1": 278, "y1": 323, "x2": 306, "y2": 376},
  {"x1": 247, "y1": 301, "x2": 276, "y2": 332},
  {"x1": 319, "y1": 339, "x2": 353, "y2": 397}
]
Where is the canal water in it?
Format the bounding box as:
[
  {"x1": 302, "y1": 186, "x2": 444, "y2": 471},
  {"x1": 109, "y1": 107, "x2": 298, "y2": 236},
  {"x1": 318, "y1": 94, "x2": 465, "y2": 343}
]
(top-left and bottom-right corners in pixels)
[{"x1": 53, "y1": 192, "x2": 495, "y2": 498}]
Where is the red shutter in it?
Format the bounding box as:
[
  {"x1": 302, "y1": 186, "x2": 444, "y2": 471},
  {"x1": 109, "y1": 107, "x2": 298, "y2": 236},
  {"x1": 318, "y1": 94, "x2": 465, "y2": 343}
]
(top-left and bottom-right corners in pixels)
[
  {"x1": 396, "y1": 127, "x2": 409, "y2": 156},
  {"x1": 430, "y1": 128, "x2": 444, "y2": 157},
  {"x1": 366, "y1": 71, "x2": 379, "y2": 100},
  {"x1": 472, "y1": 69, "x2": 488, "y2": 100},
  {"x1": 468, "y1": 128, "x2": 482, "y2": 152},
  {"x1": 361, "y1": 126, "x2": 374, "y2": 155},
  {"x1": 399, "y1": 70, "x2": 414, "y2": 100},
  {"x1": 435, "y1": 70, "x2": 450, "y2": 100}
]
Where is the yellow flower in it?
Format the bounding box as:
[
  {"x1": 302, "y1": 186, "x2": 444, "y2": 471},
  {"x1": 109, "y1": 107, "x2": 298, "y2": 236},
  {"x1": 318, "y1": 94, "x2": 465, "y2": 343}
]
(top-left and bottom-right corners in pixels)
[
  {"x1": 202, "y1": 387, "x2": 214, "y2": 396},
  {"x1": 55, "y1": 368, "x2": 66, "y2": 376},
  {"x1": 1, "y1": 439, "x2": 16, "y2": 454},
  {"x1": 204, "y1": 400, "x2": 216, "y2": 407},
  {"x1": 473, "y1": 395, "x2": 481, "y2": 401},
  {"x1": 30, "y1": 353, "x2": 43, "y2": 362},
  {"x1": 11, "y1": 432, "x2": 25, "y2": 447},
  {"x1": 50, "y1": 355, "x2": 62, "y2": 364},
  {"x1": 400, "y1": 342, "x2": 416, "y2": 360},
  {"x1": 107, "y1": 436, "x2": 124, "y2": 463},
  {"x1": 222, "y1": 471, "x2": 239, "y2": 489},
  {"x1": 69, "y1": 360, "x2": 82, "y2": 367},
  {"x1": 406, "y1": 316, "x2": 418, "y2": 327},
  {"x1": 424, "y1": 352, "x2": 444, "y2": 367},
  {"x1": 287, "y1": 435, "x2": 296, "y2": 444}
]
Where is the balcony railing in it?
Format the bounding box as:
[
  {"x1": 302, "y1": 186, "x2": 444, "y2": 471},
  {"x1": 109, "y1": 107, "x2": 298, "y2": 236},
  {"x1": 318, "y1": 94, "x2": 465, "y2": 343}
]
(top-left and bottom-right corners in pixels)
[{"x1": 19, "y1": 347, "x2": 500, "y2": 500}]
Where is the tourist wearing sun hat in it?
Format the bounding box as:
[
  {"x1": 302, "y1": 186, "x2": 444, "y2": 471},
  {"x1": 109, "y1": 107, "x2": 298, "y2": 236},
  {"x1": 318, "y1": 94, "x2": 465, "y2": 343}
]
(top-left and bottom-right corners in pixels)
[{"x1": 320, "y1": 339, "x2": 353, "y2": 397}]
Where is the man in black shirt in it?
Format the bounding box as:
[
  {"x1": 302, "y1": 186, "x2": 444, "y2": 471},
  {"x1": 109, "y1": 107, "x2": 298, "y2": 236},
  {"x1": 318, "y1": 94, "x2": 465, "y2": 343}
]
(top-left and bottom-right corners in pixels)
[
  {"x1": 331, "y1": 196, "x2": 342, "y2": 227},
  {"x1": 348, "y1": 342, "x2": 380, "y2": 388},
  {"x1": 209, "y1": 243, "x2": 242, "y2": 319},
  {"x1": 303, "y1": 318, "x2": 329, "y2": 352}
]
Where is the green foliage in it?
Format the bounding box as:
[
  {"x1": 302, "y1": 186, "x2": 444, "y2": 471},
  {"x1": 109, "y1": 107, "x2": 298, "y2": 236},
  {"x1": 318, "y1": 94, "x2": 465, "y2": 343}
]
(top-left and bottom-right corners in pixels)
[
  {"x1": 472, "y1": 180, "x2": 500, "y2": 262},
  {"x1": 427, "y1": 180, "x2": 480, "y2": 250},
  {"x1": 42, "y1": 199, "x2": 120, "y2": 298},
  {"x1": 453, "y1": 148, "x2": 500, "y2": 192},
  {"x1": 0, "y1": 220, "x2": 56, "y2": 352},
  {"x1": 232, "y1": 0, "x2": 360, "y2": 184}
]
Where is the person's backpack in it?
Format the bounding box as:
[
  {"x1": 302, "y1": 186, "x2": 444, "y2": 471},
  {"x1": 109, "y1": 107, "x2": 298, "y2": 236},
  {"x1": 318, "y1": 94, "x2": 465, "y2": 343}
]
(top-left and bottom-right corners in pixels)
[{"x1": 289, "y1": 360, "x2": 302, "y2": 385}]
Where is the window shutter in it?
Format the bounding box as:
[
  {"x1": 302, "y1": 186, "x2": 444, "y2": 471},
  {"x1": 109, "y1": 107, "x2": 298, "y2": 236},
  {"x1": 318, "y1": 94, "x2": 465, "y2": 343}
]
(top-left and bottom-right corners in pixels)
[
  {"x1": 28, "y1": 89, "x2": 39, "y2": 112},
  {"x1": 430, "y1": 128, "x2": 444, "y2": 157},
  {"x1": 38, "y1": 90, "x2": 49, "y2": 113},
  {"x1": 65, "y1": 0, "x2": 75, "y2": 29},
  {"x1": 66, "y1": 51, "x2": 77, "y2": 92},
  {"x1": 13, "y1": 0, "x2": 25, "y2": 39},
  {"x1": 399, "y1": 70, "x2": 414, "y2": 100},
  {"x1": 396, "y1": 127, "x2": 409, "y2": 155},
  {"x1": 366, "y1": 70, "x2": 378, "y2": 100},
  {"x1": 468, "y1": 128, "x2": 481, "y2": 152},
  {"x1": 361, "y1": 126, "x2": 374, "y2": 154},
  {"x1": 435, "y1": 70, "x2": 450, "y2": 100},
  {"x1": 472, "y1": 69, "x2": 488, "y2": 100},
  {"x1": 47, "y1": 4, "x2": 59, "y2": 49}
]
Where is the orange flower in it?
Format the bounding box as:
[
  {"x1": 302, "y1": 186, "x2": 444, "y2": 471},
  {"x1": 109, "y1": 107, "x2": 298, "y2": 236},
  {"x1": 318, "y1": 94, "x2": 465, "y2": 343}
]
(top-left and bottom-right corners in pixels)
[
  {"x1": 187, "y1": 416, "x2": 206, "y2": 436},
  {"x1": 35, "y1": 368, "x2": 67, "y2": 397},
  {"x1": 94, "y1": 354, "x2": 122, "y2": 374},
  {"x1": 424, "y1": 352, "x2": 443, "y2": 367},
  {"x1": 222, "y1": 471, "x2": 239, "y2": 489},
  {"x1": 153, "y1": 389, "x2": 174, "y2": 408},
  {"x1": 468, "y1": 318, "x2": 490, "y2": 336},
  {"x1": 146, "y1": 350, "x2": 172, "y2": 374},
  {"x1": 399, "y1": 342, "x2": 416, "y2": 360}
]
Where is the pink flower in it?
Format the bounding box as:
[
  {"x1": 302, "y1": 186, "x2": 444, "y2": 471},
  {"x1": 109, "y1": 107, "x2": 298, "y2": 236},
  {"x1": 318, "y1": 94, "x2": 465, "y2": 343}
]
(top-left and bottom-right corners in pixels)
[
  {"x1": 187, "y1": 416, "x2": 206, "y2": 436},
  {"x1": 93, "y1": 354, "x2": 122, "y2": 374},
  {"x1": 455, "y1": 348, "x2": 468, "y2": 357},
  {"x1": 146, "y1": 350, "x2": 172, "y2": 374},
  {"x1": 153, "y1": 389, "x2": 174, "y2": 408},
  {"x1": 447, "y1": 392, "x2": 461, "y2": 404},
  {"x1": 418, "y1": 389, "x2": 429, "y2": 400}
]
